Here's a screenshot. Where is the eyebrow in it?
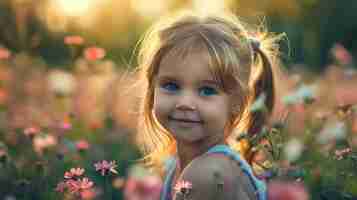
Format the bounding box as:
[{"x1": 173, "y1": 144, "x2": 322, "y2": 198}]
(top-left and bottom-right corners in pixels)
[
  {"x1": 201, "y1": 79, "x2": 220, "y2": 86},
  {"x1": 156, "y1": 75, "x2": 178, "y2": 82},
  {"x1": 157, "y1": 75, "x2": 220, "y2": 86}
]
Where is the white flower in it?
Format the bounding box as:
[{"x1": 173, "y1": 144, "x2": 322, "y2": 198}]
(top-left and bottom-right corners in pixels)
[
  {"x1": 48, "y1": 70, "x2": 76, "y2": 96},
  {"x1": 317, "y1": 121, "x2": 347, "y2": 144},
  {"x1": 282, "y1": 84, "x2": 317, "y2": 105},
  {"x1": 284, "y1": 138, "x2": 303, "y2": 162}
]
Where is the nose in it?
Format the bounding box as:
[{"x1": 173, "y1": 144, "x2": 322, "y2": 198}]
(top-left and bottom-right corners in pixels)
[{"x1": 175, "y1": 91, "x2": 197, "y2": 111}]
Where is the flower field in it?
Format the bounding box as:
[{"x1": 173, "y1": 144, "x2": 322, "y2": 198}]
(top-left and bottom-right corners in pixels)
[
  {"x1": 0, "y1": 38, "x2": 357, "y2": 200},
  {"x1": 1, "y1": 0, "x2": 357, "y2": 199}
]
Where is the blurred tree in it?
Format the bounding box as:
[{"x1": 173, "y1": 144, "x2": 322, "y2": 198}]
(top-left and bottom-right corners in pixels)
[{"x1": 318, "y1": 0, "x2": 357, "y2": 68}]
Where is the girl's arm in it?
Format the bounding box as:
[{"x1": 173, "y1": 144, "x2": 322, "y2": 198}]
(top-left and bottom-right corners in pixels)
[{"x1": 174, "y1": 154, "x2": 257, "y2": 200}]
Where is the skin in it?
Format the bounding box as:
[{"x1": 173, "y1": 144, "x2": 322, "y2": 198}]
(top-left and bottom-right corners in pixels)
[
  {"x1": 177, "y1": 153, "x2": 257, "y2": 200},
  {"x1": 153, "y1": 47, "x2": 231, "y2": 171},
  {"x1": 152, "y1": 46, "x2": 258, "y2": 200}
]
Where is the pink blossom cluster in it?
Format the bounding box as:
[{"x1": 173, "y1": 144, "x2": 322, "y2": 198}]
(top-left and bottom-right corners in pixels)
[
  {"x1": 94, "y1": 160, "x2": 118, "y2": 176},
  {"x1": 56, "y1": 168, "x2": 93, "y2": 192},
  {"x1": 56, "y1": 160, "x2": 119, "y2": 198},
  {"x1": 56, "y1": 167, "x2": 95, "y2": 198}
]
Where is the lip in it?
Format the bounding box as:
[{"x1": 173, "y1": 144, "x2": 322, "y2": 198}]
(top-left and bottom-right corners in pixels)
[{"x1": 168, "y1": 116, "x2": 203, "y2": 123}]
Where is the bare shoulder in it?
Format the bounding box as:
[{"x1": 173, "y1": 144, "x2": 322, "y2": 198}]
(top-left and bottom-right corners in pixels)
[{"x1": 175, "y1": 153, "x2": 257, "y2": 200}]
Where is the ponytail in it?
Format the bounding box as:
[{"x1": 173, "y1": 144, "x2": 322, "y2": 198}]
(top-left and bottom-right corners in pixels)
[
  {"x1": 236, "y1": 37, "x2": 277, "y2": 165},
  {"x1": 247, "y1": 42, "x2": 275, "y2": 136}
]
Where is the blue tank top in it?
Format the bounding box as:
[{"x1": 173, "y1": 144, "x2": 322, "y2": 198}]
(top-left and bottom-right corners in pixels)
[{"x1": 160, "y1": 144, "x2": 267, "y2": 200}]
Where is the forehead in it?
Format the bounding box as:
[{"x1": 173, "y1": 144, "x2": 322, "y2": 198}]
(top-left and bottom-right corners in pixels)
[{"x1": 158, "y1": 46, "x2": 215, "y2": 82}]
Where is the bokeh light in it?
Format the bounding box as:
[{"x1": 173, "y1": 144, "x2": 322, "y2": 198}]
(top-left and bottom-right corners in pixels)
[
  {"x1": 131, "y1": 0, "x2": 170, "y2": 19},
  {"x1": 192, "y1": 0, "x2": 229, "y2": 15},
  {"x1": 54, "y1": 0, "x2": 99, "y2": 17},
  {"x1": 38, "y1": 0, "x2": 105, "y2": 32}
]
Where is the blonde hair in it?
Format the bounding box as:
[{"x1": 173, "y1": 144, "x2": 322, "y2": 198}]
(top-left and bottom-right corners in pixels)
[{"x1": 134, "y1": 10, "x2": 283, "y2": 176}]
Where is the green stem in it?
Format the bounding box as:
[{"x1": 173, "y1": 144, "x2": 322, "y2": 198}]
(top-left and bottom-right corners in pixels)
[{"x1": 104, "y1": 175, "x2": 112, "y2": 199}]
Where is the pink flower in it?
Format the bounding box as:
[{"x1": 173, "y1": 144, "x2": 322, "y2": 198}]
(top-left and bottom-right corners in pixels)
[
  {"x1": 174, "y1": 180, "x2": 192, "y2": 195},
  {"x1": 268, "y1": 181, "x2": 309, "y2": 200},
  {"x1": 67, "y1": 178, "x2": 94, "y2": 194},
  {"x1": 64, "y1": 35, "x2": 84, "y2": 45},
  {"x1": 124, "y1": 176, "x2": 162, "y2": 200},
  {"x1": 64, "y1": 168, "x2": 85, "y2": 179},
  {"x1": 331, "y1": 43, "x2": 353, "y2": 65},
  {"x1": 77, "y1": 178, "x2": 94, "y2": 190},
  {"x1": 84, "y1": 47, "x2": 106, "y2": 61},
  {"x1": 60, "y1": 122, "x2": 72, "y2": 131},
  {"x1": 24, "y1": 126, "x2": 40, "y2": 137},
  {"x1": 55, "y1": 181, "x2": 67, "y2": 192},
  {"x1": 66, "y1": 179, "x2": 80, "y2": 194},
  {"x1": 94, "y1": 160, "x2": 118, "y2": 176},
  {"x1": 0, "y1": 47, "x2": 11, "y2": 60},
  {"x1": 76, "y1": 140, "x2": 90, "y2": 151}
]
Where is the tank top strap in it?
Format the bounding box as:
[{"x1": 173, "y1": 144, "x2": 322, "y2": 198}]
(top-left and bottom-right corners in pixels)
[
  {"x1": 160, "y1": 156, "x2": 176, "y2": 200},
  {"x1": 205, "y1": 144, "x2": 267, "y2": 200}
]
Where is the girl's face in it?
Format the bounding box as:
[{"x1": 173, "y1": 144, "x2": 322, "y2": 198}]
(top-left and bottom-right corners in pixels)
[{"x1": 153, "y1": 49, "x2": 232, "y2": 145}]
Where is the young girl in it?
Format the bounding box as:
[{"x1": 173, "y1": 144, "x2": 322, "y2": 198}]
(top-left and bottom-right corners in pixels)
[{"x1": 134, "y1": 10, "x2": 282, "y2": 200}]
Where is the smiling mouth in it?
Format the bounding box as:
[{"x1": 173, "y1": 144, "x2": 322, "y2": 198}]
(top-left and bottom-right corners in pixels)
[{"x1": 168, "y1": 116, "x2": 203, "y2": 124}]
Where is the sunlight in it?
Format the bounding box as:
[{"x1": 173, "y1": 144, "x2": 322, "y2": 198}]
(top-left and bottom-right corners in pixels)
[
  {"x1": 131, "y1": 0, "x2": 169, "y2": 19},
  {"x1": 54, "y1": 0, "x2": 97, "y2": 17},
  {"x1": 192, "y1": 0, "x2": 228, "y2": 15}
]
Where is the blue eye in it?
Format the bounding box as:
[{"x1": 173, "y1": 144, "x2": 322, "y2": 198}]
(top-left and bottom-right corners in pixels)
[
  {"x1": 199, "y1": 86, "x2": 218, "y2": 96},
  {"x1": 161, "y1": 82, "x2": 179, "y2": 92}
]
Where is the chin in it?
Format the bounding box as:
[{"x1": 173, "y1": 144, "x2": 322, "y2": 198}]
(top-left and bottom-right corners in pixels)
[{"x1": 169, "y1": 130, "x2": 205, "y2": 143}]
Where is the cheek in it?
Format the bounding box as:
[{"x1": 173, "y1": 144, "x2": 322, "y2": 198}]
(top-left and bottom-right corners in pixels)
[
  {"x1": 153, "y1": 91, "x2": 172, "y2": 126},
  {"x1": 204, "y1": 98, "x2": 231, "y2": 127}
]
